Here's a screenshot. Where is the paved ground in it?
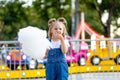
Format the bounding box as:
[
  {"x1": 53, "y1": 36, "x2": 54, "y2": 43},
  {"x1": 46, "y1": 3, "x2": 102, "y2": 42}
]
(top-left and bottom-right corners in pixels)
[{"x1": 15, "y1": 72, "x2": 120, "y2": 80}]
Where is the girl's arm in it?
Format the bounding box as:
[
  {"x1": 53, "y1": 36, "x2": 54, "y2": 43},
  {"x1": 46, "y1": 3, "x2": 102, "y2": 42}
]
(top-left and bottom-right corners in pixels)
[
  {"x1": 55, "y1": 33, "x2": 69, "y2": 54},
  {"x1": 44, "y1": 49, "x2": 48, "y2": 59},
  {"x1": 60, "y1": 37, "x2": 68, "y2": 54}
]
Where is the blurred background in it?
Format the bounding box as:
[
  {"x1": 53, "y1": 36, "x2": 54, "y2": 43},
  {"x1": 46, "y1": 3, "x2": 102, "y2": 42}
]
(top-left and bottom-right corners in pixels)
[
  {"x1": 0, "y1": 0, "x2": 120, "y2": 40},
  {"x1": 1, "y1": 0, "x2": 120, "y2": 80}
]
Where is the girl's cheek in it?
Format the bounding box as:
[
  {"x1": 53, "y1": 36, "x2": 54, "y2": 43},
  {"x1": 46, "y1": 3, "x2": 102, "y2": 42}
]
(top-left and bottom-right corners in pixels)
[
  {"x1": 53, "y1": 33, "x2": 58, "y2": 37},
  {"x1": 55, "y1": 34, "x2": 58, "y2": 36}
]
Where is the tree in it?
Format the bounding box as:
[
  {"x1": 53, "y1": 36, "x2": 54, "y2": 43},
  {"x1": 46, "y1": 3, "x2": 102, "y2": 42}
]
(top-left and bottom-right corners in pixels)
[
  {"x1": 80, "y1": 0, "x2": 120, "y2": 37},
  {"x1": 0, "y1": 0, "x2": 28, "y2": 40},
  {"x1": 2, "y1": 0, "x2": 119, "y2": 40},
  {"x1": 96, "y1": 0, "x2": 120, "y2": 37},
  {"x1": 0, "y1": 0, "x2": 72, "y2": 40},
  {"x1": 32, "y1": 0, "x2": 71, "y2": 34}
]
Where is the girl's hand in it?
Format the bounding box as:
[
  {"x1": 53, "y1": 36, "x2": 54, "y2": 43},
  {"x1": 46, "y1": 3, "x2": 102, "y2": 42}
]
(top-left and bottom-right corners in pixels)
[{"x1": 55, "y1": 33, "x2": 64, "y2": 41}]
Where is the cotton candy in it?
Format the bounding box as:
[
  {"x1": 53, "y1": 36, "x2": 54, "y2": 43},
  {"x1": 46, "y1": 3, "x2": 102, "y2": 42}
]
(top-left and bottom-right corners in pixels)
[{"x1": 18, "y1": 26, "x2": 50, "y2": 60}]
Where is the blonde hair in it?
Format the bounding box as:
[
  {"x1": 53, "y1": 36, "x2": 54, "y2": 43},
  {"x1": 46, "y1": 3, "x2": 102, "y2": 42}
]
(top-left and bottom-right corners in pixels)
[{"x1": 48, "y1": 17, "x2": 67, "y2": 39}]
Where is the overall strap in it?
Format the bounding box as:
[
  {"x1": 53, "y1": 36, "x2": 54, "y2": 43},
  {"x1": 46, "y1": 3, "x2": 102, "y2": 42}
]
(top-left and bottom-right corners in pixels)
[{"x1": 48, "y1": 38, "x2": 51, "y2": 42}]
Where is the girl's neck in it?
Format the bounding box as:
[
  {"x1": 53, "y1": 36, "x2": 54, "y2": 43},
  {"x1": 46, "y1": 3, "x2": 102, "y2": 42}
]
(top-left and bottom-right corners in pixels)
[{"x1": 51, "y1": 37, "x2": 59, "y2": 42}]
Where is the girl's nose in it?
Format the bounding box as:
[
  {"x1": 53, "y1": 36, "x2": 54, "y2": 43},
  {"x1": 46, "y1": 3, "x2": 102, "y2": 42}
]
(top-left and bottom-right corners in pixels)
[{"x1": 57, "y1": 31, "x2": 61, "y2": 34}]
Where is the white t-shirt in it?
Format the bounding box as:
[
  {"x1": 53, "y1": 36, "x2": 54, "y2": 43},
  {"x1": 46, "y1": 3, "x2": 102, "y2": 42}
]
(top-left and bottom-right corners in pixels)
[{"x1": 49, "y1": 39, "x2": 70, "y2": 49}]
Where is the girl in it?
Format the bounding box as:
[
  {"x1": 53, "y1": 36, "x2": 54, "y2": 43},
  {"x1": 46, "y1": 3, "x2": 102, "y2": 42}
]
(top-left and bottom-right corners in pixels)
[{"x1": 45, "y1": 17, "x2": 69, "y2": 80}]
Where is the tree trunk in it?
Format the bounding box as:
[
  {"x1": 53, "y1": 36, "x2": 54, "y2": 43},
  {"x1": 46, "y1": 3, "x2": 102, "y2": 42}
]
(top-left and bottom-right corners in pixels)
[{"x1": 103, "y1": 25, "x2": 110, "y2": 37}]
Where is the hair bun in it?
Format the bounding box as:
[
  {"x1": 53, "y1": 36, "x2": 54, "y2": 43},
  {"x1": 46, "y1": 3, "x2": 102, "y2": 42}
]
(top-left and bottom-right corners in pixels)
[
  {"x1": 57, "y1": 17, "x2": 67, "y2": 26},
  {"x1": 48, "y1": 18, "x2": 56, "y2": 26}
]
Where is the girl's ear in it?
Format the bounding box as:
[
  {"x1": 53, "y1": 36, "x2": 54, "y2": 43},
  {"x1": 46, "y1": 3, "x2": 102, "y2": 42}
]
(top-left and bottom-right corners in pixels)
[
  {"x1": 48, "y1": 18, "x2": 56, "y2": 26},
  {"x1": 57, "y1": 17, "x2": 67, "y2": 26}
]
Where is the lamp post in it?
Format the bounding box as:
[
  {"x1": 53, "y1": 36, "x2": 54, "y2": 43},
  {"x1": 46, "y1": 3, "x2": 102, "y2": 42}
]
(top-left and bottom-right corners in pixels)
[{"x1": 74, "y1": 0, "x2": 80, "y2": 38}]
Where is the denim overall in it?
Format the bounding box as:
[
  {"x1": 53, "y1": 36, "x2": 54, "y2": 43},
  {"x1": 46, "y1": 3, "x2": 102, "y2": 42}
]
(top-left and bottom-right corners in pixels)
[{"x1": 46, "y1": 44, "x2": 68, "y2": 80}]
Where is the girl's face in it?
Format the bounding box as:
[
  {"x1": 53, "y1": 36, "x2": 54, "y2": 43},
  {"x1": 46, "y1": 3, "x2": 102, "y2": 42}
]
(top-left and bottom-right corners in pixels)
[{"x1": 51, "y1": 22, "x2": 64, "y2": 38}]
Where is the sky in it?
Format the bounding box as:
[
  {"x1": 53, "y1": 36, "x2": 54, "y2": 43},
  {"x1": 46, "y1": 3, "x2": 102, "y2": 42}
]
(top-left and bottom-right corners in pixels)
[
  {"x1": 20, "y1": 0, "x2": 34, "y2": 6},
  {"x1": 6, "y1": 0, "x2": 34, "y2": 6}
]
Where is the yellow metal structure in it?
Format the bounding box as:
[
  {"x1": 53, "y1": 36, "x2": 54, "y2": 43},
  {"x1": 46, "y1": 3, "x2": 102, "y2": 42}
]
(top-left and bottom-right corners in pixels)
[
  {"x1": 88, "y1": 39, "x2": 120, "y2": 65},
  {"x1": 0, "y1": 60, "x2": 120, "y2": 79}
]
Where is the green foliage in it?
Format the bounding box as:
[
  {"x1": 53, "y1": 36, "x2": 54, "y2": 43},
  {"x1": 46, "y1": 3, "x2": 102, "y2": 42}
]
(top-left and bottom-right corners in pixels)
[
  {"x1": 80, "y1": 0, "x2": 120, "y2": 37},
  {"x1": 0, "y1": 0, "x2": 28, "y2": 40},
  {"x1": 32, "y1": 0, "x2": 71, "y2": 34},
  {"x1": 80, "y1": 0, "x2": 104, "y2": 35},
  {"x1": 1, "y1": 0, "x2": 120, "y2": 40},
  {"x1": 0, "y1": 0, "x2": 71, "y2": 40}
]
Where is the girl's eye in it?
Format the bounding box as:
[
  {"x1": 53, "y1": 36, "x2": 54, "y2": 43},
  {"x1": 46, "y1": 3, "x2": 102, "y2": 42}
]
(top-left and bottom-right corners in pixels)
[
  {"x1": 54, "y1": 28, "x2": 62, "y2": 30},
  {"x1": 55, "y1": 28, "x2": 57, "y2": 30},
  {"x1": 59, "y1": 28, "x2": 62, "y2": 30}
]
